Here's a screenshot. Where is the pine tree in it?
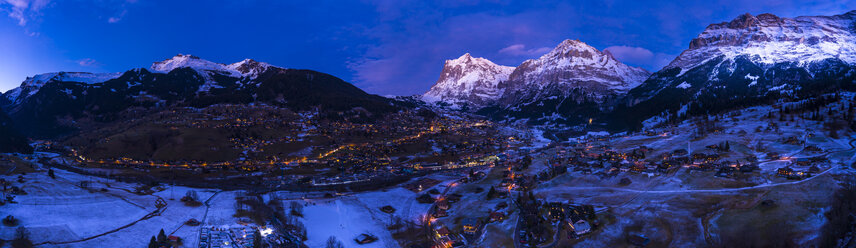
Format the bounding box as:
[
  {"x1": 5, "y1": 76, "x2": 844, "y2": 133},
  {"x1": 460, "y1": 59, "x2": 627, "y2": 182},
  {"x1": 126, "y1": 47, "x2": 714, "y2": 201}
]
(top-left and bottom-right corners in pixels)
[
  {"x1": 253, "y1": 230, "x2": 262, "y2": 248},
  {"x1": 148, "y1": 236, "x2": 158, "y2": 248},
  {"x1": 157, "y1": 229, "x2": 167, "y2": 243},
  {"x1": 48, "y1": 168, "x2": 55, "y2": 179},
  {"x1": 487, "y1": 186, "x2": 496, "y2": 200}
]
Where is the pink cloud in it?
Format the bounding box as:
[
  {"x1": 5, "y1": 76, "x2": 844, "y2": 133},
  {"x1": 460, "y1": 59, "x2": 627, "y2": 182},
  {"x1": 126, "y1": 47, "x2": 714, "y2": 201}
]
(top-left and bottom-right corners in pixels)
[
  {"x1": 498, "y1": 44, "x2": 551, "y2": 57},
  {"x1": 604, "y1": 45, "x2": 674, "y2": 70},
  {"x1": 77, "y1": 58, "x2": 100, "y2": 67}
]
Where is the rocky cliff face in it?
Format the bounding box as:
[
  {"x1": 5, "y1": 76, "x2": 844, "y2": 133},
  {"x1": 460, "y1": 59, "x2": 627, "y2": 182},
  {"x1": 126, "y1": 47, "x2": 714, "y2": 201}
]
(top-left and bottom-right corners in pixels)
[
  {"x1": 423, "y1": 39, "x2": 649, "y2": 124},
  {"x1": 422, "y1": 53, "x2": 514, "y2": 108},
  {"x1": 619, "y1": 11, "x2": 856, "y2": 129},
  {"x1": 499, "y1": 39, "x2": 649, "y2": 107}
]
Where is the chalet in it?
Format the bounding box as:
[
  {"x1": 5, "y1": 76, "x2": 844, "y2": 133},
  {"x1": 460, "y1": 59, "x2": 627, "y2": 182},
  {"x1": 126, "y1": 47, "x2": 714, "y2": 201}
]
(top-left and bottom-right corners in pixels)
[
  {"x1": 433, "y1": 209, "x2": 448, "y2": 218},
  {"x1": 627, "y1": 234, "x2": 651, "y2": 247},
  {"x1": 434, "y1": 226, "x2": 451, "y2": 239},
  {"x1": 498, "y1": 178, "x2": 512, "y2": 187},
  {"x1": 447, "y1": 194, "x2": 462, "y2": 203},
  {"x1": 697, "y1": 163, "x2": 716, "y2": 171},
  {"x1": 739, "y1": 164, "x2": 758, "y2": 173},
  {"x1": 354, "y1": 233, "x2": 377, "y2": 244},
  {"x1": 805, "y1": 145, "x2": 823, "y2": 152},
  {"x1": 437, "y1": 200, "x2": 450, "y2": 211},
  {"x1": 795, "y1": 158, "x2": 811, "y2": 166},
  {"x1": 673, "y1": 149, "x2": 688, "y2": 156},
  {"x1": 416, "y1": 194, "x2": 435, "y2": 204},
  {"x1": 380, "y1": 205, "x2": 396, "y2": 213},
  {"x1": 566, "y1": 214, "x2": 592, "y2": 236},
  {"x1": 547, "y1": 202, "x2": 565, "y2": 221},
  {"x1": 489, "y1": 212, "x2": 506, "y2": 223},
  {"x1": 767, "y1": 152, "x2": 780, "y2": 160},
  {"x1": 497, "y1": 191, "x2": 509, "y2": 199},
  {"x1": 462, "y1": 218, "x2": 481, "y2": 235},
  {"x1": 776, "y1": 167, "x2": 794, "y2": 177},
  {"x1": 715, "y1": 167, "x2": 736, "y2": 178}
]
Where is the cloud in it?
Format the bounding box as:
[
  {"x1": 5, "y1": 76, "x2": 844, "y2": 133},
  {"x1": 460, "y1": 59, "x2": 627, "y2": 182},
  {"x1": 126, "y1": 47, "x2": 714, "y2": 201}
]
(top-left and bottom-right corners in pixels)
[
  {"x1": 76, "y1": 58, "x2": 100, "y2": 67},
  {"x1": 498, "y1": 44, "x2": 551, "y2": 57},
  {"x1": 2, "y1": 0, "x2": 51, "y2": 26},
  {"x1": 107, "y1": 7, "x2": 127, "y2": 23},
  {"x1": 604, "y1": 46, "x2": 655, "y2": 63},
  {"x1": 346, "y1": 3, "x2": 578, "y2": 95},
  {"x1": 604, "y1": 45, "x2": 674, "y2": 71}
]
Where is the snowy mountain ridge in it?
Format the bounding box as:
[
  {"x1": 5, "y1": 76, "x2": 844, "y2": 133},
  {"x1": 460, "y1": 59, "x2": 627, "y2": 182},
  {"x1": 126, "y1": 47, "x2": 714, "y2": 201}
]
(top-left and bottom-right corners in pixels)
[
  {"x1": 670, "y1": 11, "x2": 856, "y2": 70},
  {"x1": 500, "y1": 39, "x2": 650, "y2": 103},
  {"x1": 621, "y1": 10, "x2": 856, "y2": 129},
  {"x1": 422, "y1": 53, "x2": 514, "y2": 107},
  {"x1": 3, "y1": 55, "x2": 282, "y2": 105},
  {"x1": 3, "y1": 72, "x2": 122, "y2": 105},
  {"x1": 423, "y1": 39, "x2": 650, "y2": 111},
  {"x1": 151, "y1": 54, "x2": 279, "y2": 92}
]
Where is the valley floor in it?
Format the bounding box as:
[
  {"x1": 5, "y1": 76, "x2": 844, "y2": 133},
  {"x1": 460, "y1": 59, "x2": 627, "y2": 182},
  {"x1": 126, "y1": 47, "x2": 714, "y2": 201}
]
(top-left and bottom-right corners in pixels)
[{"x1": 2, "y1": 100, "x2": 856, "y2": 247}]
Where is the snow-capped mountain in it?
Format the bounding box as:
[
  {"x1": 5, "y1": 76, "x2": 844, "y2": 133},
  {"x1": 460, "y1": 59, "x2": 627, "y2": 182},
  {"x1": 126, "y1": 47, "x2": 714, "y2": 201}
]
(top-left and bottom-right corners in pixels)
[
  {"x1": 1, "y1": 55, "x2": 397, "y2": 137},
  {"x1": 4, "y1": 72, "x2": 122, "y2": 105},
  {"x1": 150, "y1": 54, "x2": 277, "y2": 92},
  {"x1": 620, "y1": 10, "x2": 856, "y2": 129},
  {"x1": 499, "y1": 39, "x2": 649, "y2": 105},
  {"x1": 422, "y1": 53, "x2": 514, "y2": 107},
  {"x1": 423, "y1": 39, "x2": 649, "y2": 124}
]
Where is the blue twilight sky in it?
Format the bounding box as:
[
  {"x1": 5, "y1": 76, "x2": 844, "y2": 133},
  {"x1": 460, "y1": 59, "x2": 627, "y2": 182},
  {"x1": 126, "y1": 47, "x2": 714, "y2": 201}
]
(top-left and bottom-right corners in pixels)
[{"x1": 1, "y1": 0, "x2": 855, "y2": 96}]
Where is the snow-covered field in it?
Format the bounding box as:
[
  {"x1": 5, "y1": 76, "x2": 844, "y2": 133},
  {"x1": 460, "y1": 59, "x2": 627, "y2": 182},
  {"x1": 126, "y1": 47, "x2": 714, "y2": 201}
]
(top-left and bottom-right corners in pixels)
[{"x1": 1, "y1": 168, "x2": 225, "y2": 248}]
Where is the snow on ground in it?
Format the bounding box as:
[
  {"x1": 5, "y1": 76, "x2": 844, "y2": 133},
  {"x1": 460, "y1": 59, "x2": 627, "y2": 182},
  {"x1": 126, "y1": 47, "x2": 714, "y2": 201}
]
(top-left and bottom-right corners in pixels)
[
  {"x1": 1, "y1": 167, "x2": 225, "y2": 248},
  {"x1": 297, "y1": 197, "x2": 399, "y2": 248}
]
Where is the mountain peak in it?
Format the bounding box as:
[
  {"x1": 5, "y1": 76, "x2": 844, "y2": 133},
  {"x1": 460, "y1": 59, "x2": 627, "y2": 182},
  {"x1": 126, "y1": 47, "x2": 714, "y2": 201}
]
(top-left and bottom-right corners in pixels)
[
  {"x1": 150, "y1": 54, "x2": 228, "y2": 73},
  {"x1": 423, "y1": 54, "x2": 514, "y2": 106},
  {"x1": 226, "y1": 58, "x2": 275, "y2": 78},
  {"x1": 677, "y1": 10, "x2": 856, "y2": 68}
]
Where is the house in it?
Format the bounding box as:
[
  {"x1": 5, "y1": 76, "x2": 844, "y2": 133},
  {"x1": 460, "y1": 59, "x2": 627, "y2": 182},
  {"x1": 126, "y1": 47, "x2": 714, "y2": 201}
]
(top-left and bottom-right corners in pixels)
[
  {"x1": 354, "y1": 233, "x2": 377, "y2": 244},
  {"x1": 739, "y1": 164, "x2": 757, "y2": 173},
  {"x1": 434, "y1": 226, "x2": 451, "y2": 239},
  {"x1": 776, "y1": 167, "x2": 794, "y2": 177},
  {"x1": 498, "y1": 178, "x2": 512, "y2": 187},
  {"x1": 627, "y1": 234, "x2": 651, "y2": 246},
  {"x1": 795, "y1": 158, "x2": 810, "y2": 166},
  {"x1": 462, "y1": 218, "x2": 481, "y2": 235},
  {"x1": 437, "y1": 199, "x2": 450, "y2": 210},
  {"x1": 566, "y1": 214, "x2": 591, "y2": 236},
  {"x1": 433, "y1": 209, "x2": 448, "y2": 218},
  {"x1": 715, "y1": 167, "x2": 736, "y2": 178},
  {"x1": 497, "y1": 191, "x2": 509, "y2": 199},
  {"x1": 547, "y1": 202, "x2": 565, "y2": 221},
  {"x1": 489, "y1": 212, "x2": 506, "y2": 222},
  {"x1": 447, "y1": 194, "x2": 462, "y2": 203},
  {"x1": 767, "y1": 152, "x2": 780, "y2": 160},
  {"x1": 380, "y1": 205, "x2": 396, "y2": 213}
]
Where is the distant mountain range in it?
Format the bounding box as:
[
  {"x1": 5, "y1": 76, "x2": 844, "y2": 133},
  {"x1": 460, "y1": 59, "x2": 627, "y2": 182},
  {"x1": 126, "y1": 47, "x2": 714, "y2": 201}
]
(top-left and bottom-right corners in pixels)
[
  {"x1": 1, "y1": 10, "x2": 854, "y2": 152},
  {"x1": 423, "y1": 40, "x2": 649, "y2": 122},
  {"x1": 617, "y1": 10, "x2": 856, "y2": 129},
  {"x1": 1, "y1": 54, "x2": 398, "y2": 139},
  {"x1": 423, "y1": 10, "x2": 856, "y2": 129}
]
